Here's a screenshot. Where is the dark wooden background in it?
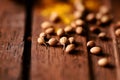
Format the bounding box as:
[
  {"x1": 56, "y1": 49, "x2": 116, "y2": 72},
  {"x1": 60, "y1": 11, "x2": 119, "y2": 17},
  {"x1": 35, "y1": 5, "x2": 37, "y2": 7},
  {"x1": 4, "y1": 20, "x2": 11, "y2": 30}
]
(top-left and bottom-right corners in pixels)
[{"x1": 0, "y1": 0, "x2": 120, "y2": 80}]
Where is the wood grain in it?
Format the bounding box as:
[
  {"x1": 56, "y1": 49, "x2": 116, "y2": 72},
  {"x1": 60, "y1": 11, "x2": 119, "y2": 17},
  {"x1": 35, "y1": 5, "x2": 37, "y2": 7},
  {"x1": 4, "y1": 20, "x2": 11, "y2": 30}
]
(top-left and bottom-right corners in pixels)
[
  {"x1": 110, "y1": 0, "x2": 120, "y2": 79},
  {"x1": 0, "y1": 0, "x2": 120, "y2": 80},
  {"x1": 30, "y1": 0, "x2": 120, "y2": 80},
  {"x1": 0, "y1": 0, "x2": 25, "y2": 80}
]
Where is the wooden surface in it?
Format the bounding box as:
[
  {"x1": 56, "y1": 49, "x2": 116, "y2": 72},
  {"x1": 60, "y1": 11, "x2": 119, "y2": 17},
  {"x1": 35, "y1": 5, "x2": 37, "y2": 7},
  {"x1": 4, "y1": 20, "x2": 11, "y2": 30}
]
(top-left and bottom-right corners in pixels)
[
  {"x1": 0, "y1": 0, "x2": 25, "y2": 80},
  {"x1": 0, "y1": 0, "x2": 120, "y2": 80}
]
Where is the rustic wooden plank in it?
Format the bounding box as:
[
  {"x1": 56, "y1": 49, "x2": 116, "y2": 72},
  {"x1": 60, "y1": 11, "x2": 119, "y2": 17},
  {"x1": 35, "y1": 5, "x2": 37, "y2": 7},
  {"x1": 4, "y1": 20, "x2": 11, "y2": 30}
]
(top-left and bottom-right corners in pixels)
[
  {"x1": 0, "y1": 0, "x2": 25, "y2": 80},
  {"x1": 31, "y1": 11, "x2": 90, "y2": 80},
  {"x1": 110, "y1": 0, "x2": 120, "y2": 80},
  {"x1": 86, "y1": 0, "x2": 117, "y2": 80},
  {"x1": 88, "y1": 25, "x2": 117, "y2": 80}
]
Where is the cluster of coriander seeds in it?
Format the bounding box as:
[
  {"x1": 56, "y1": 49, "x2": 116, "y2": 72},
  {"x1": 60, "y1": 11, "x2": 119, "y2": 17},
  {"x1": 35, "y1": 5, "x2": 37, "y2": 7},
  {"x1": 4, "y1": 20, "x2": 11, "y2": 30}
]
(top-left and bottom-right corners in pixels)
[{"x1": 37, "y1": 1, "x2": 116, "y2": 67}]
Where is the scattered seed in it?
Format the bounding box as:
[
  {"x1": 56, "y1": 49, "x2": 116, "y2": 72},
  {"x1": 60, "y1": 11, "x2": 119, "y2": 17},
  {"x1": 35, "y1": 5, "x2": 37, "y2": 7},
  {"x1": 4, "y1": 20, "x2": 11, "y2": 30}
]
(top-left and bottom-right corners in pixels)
[
  {"x1": 90, "y1": 46, "x2": 101, "y2": 54},
  {"x1": 65, "y1": 44, "x2": 75, "y2": 53},
  {"x1": 37, "y1": 37, "x2": 47, "y2": 46},
  {"x1": 71, "y1": 21, "x2": 76, "y2": 28},
  {"x1": 49, "y1": 12, "x2": 60, "y2": 22},
  {"x1": 115, "y1": 28, "x2": 120, "y2": 36},
  {"x1": 75, "y1": 27, "x2": 83, "y2": 34},
  {"x1": 68, "y1": 37, "x2": 75, "y2": 43},
  {"x1": 75, "y1": 19, "x2": 84, "y2": 26},
  {"x1": 100, "y1": 15, "x2": 111, "y2": 24},
  {"x1": 98, "y1": 58, "x2": 109, "y2": 67},
  {"x1": 39, "y1": 32, "x2": 47, "y2": 38},
  {"x1": 87, "y1": 40, "x2": 95, "y2": 48},
  {"x1": 74, "y1": 2, "x2": 85, "y2": 12},
  {"x1": 98, "y1": 32, "x2": 106, "y2": 39},
  {"x1": 59, "y1": 37, "x2": 68, "y2": 50},
  {"x1": 56, "y1": 28, "x2": 64, "y2": 36},
  {"x1": 99, "y1": 6, "x2": 109, "y2": 15},
  {"x1": 47, "y1": 38, "x2": 58, "y2": 46},
  {"x1": 45, "y1": 27, "x2": 54, "y2": 34},
  {"x1": 73, "y1": 11, "x2": 83, "y2": 19},
  {"x1": 41, "y1": 21, "x2": 52, "y2": 29},
  {"x1": 64, "y1": 26, "x2": 73, "y2": 33},
  {"x1": 116, "y1": 21, "x2": 120, "y2": 27},
  {"x1": 96, "y1": 13, "x2": 103, "y2": 20},
  {"x1": 86, "y1": 13, "x2": 95, "y2": 22}
]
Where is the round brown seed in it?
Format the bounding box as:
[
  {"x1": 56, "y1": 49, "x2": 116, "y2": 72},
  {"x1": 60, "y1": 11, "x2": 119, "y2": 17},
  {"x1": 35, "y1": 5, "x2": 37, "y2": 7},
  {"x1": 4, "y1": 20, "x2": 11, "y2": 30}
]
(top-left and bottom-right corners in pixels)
[
  {"x1": 90, "y1": 46, "x2": 101, "y2": 54},
  {"x1": 75, "y1": 27, "x2": 83, "y2": 34},
  {"x1": 87, "y1": 40, "x2": 95, "y2": 48},
  {"x1": 86, "y1": 13, "x2": 95, "y2": 22},
  {"x1": 39, "y1": 32, "x2": 47, "y2": 38},
  {"x1": 45, "y1": 27, "x2": 54, "y2": 34},
  {"x1": 98, "y1": 32, "x2": 106, "y2": 39},
  {"x1": 100, "y1": 15, "x2": 111, "y2": 24},
  {"x1": 98, "y1": 58, "x2": 109, "y2": 67},
  {"x1": 64, "y1": 26, "x2": 73, "y2": 33},
  {"x1": 99, "y1": 6, "x2": 109, "y2": 15},
  {"x1": 59, "y1": 36, "x2": 68, "y2": 50},
  {"x1": 68, "y1": 37, "x2": 75, "y2": 43},
  {"x1": 73, "y1": 11, "x2": 83, "y2": 19},
  {"x1": 116, "y1": 21, "x2": 120, "y2": 27},
  {"x1": 37, "y1": 37, "x2": 45, "y2": 45},
  {"x1": 115, "y1": 28, "x2": 120, "y2": 36},
  {"x1": 96, "y1": 13, "x2": 103, "y2": 20},
  {"x1": 65, "y1": 44, "x2": 75, "y2": 53},
  {"x1": 41, "y1": 21, "x2": 52, "y2": 29},
  {"x1": 56, "y1": 28, "x2": 64, "y2": 36},
  {"x1": 48, "y1": 38, "x2": 58, "y2": 46},
  {"x1": 71, "y1": 21, "x2": 76, "y2": 28},
  {"x1": 59, "y1": 37, "x2": 68, "y2": 45},
  {"x1": 75, "y1": 19, "x2": 84, "y2": 26},
  {"x1": 49, "y1": 12, "x2": 60, "y2": 22}
]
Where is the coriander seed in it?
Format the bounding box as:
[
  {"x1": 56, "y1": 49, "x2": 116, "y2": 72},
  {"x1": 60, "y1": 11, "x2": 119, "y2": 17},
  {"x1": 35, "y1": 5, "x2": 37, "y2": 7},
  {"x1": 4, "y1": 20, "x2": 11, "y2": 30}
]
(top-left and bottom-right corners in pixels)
[
  {"x1": 99, "y1": 6, "x2": 109, "y2": 15},
  {"x1": 87, "y1": 40, "x2": 95, "y2": 48},
  {"x1": 90, "y1": 46, "x2": 101, "y2": 54},
  {"x1": 47, "y1": 38, "x2": 58, "y2": 46},
  {"x1": 73, "y1": 11, "x2": 83, "y2": 19},
  {"x1": 65, "y1": 44, "x2": 75, "y2": 53},
  {"x1": 75, "y1": 27, "x2": 83, "y2": 34},
  {"x1": 45, "y1": 27, "x2": 54, "y2": 34},
  {"x1": 49, "y1": 12, "x2": 60, "y2": 22},
  {"x1": 59, "y1": 37, "x2": 68, "y2": 50},
  {"x1": 98, "y1": 58, "x2": 109, "y2": 67},
  {"x1": 64, "y1": 26, "x2": 73, "y2": 33},
  {"x1": 41, "y1": 21, "x2": 52, "y2": 29},
  {"x1": 56, "y1": 28, "x2": 64, "y2": 36},
  {"x1": 39, "y1": 32, "x2": 47, "y2": 38},
  {"x1": 86, "y1": 13, "x2": 95, "y2": 22},
  {"x1": 115, "y1": 28, "x2": 120, "y2": 36},
  {"x1": 98, "y1": 32, "x2": 106, "y2": 39},
  {"x1": 68, "y1": 37, "x2": 75, "y2": 43},
  {"x1": 75, "y1": 19, "x2": 84, "y2": 26},
  {"x1": 37, "y1": 37, "x2": 47, "y2": 46}
]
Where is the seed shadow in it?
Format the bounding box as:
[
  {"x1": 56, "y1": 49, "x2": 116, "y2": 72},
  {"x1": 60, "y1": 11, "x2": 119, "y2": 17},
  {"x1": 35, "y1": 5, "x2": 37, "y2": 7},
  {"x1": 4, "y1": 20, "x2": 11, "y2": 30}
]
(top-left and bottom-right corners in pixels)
[
  {"x1": 69, "y1": 50, "x2": 84, "y2": 56},
  {"x1": 104, "y1": 64, "x2": 115, "y2": 69}
]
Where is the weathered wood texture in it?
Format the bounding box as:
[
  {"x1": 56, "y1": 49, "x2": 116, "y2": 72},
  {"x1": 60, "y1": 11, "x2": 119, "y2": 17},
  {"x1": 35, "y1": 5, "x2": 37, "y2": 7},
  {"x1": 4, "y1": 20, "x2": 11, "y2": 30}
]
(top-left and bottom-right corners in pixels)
[
  {"x1": 0, "y1": 0, "x2": 120, "y2": 80},
  {"x1": 31, "y1": 15, "x2": 90, "y2": 80},
  {"x1": 0, "y1": 0, "x2": 25, "y2": 80},
  {"x1": 31, "y1": 0, "x2": 120, "y2": 80}
]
